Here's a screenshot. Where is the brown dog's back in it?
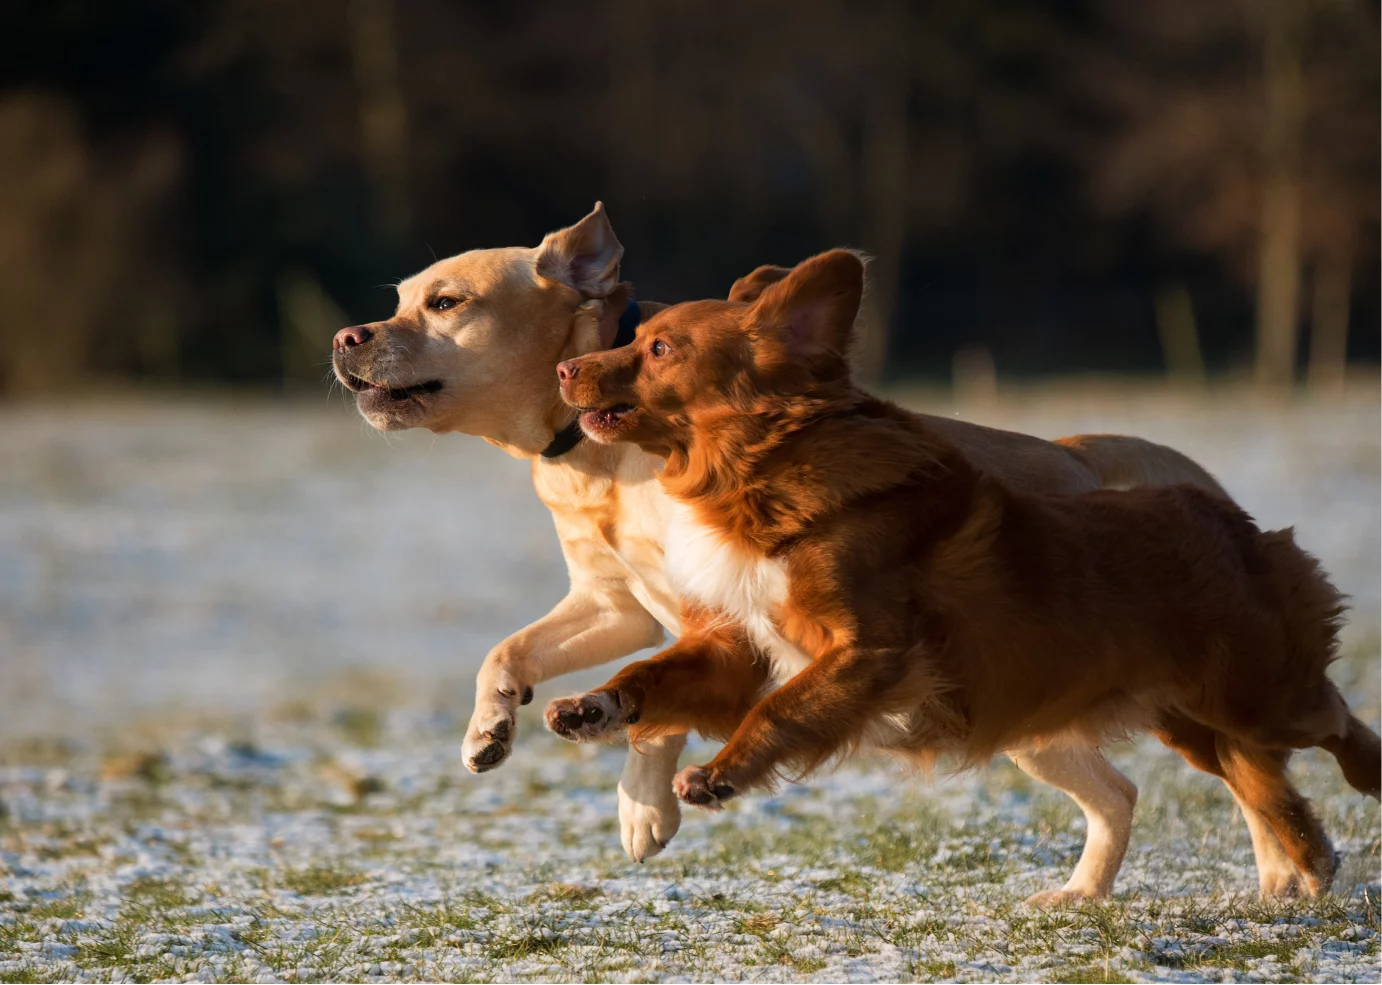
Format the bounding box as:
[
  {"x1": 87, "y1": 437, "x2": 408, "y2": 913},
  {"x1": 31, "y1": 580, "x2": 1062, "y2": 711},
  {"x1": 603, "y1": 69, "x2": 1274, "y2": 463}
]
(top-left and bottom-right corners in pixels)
[{"x1": 925, "y1": 476, "x2": 1349, "y2": 765}]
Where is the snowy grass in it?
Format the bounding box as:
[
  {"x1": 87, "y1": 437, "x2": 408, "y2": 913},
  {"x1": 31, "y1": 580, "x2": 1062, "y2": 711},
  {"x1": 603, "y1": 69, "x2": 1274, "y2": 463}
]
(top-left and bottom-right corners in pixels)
[
  {"x1": 0, "y1": 383, "x2": 1378, "y2": 981},
  {"x1": 0, "y1": 696, "x2": 1377, "y2": 983}
]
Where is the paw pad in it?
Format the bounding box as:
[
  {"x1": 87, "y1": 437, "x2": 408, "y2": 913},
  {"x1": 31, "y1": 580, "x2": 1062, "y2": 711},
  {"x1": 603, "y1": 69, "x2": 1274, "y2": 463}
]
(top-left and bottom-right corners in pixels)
[
  {"x1": 673, "y1": 766, "x2": 735, "y2": 810},
  {"x1": 469, "y1": 742, "x2": 507, "y2": 770},
  {"x1": 544, "y1": 692, "x2": 631, "y2": 742}
]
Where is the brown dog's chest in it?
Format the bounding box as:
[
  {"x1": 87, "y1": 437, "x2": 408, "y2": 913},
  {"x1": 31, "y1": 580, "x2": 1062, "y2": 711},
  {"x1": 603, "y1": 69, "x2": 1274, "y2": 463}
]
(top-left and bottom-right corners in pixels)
[{"x1": 663, "y1": 501, "x2": 816, "y2": 682}]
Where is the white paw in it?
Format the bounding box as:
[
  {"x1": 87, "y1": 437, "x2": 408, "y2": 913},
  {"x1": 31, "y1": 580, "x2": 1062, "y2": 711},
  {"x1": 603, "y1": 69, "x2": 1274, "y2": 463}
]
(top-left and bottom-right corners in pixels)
[
  {"x1": 618, "y1": 733, "x2": 687, "y2": 863},
  {"x1": 462, "y1": 684, "x2": 532, "y2": 773},
  {"x1": 619, "y1": 784, "x2": 681, "y2": 863}
]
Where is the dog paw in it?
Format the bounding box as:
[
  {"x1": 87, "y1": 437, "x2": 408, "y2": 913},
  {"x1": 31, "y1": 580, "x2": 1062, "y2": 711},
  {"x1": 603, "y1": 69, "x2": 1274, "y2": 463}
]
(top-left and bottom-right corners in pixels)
[
  {"x1": 673, "y1": 765, "x2": 736, "y2": 811},
  {"x1": 462, "y1": 684, "x2": 533, "y2": 773},
  {"x1": 619, "y1": 786, "x2": 681, "y2": 863},
  {"x1": 1024, "y1": 888, "x2": 1098, "y2": 909},
  {"x1": 1279, "y1": 849, "x2": 1340, "y2": 899},
  {"x1": 544, "y1": 690, "x2": 635, "y2": 742}
]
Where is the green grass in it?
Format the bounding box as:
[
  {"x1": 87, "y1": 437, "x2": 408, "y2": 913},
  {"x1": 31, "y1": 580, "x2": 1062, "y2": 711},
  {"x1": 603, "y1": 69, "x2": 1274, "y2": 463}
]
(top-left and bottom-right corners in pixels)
[
  {"x1": 73, "y1": 921, "x2": 139, "y2": 968},
  {"x1": 18, "y1": 897, "x2": 85, "y2": 922},
  {"x1": 279, "y1": 864, "x2": 368, "y2": 896},
  {"x1": 1055, "y1": 962, "x2": 1138, "y2": 983},
  {"x1": 123, "y1": 875, "x2": 195, "y2": 909},
  {"x1": 487, "y1": 929, "x2": 566, "y2": 961},
  {"x1": 0, "y1": 968, "x2": 47, "y2": 984}
]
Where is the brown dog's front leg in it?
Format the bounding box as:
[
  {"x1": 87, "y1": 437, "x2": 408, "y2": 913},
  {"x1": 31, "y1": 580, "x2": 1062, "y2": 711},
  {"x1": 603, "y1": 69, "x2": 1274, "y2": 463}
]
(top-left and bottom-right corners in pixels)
[
  {"x1": 674, "y1": 646, "x2": 930, "y2": 809},
  {"x1": 545, "y1": 620, "x2": 767, "y2": 743}
]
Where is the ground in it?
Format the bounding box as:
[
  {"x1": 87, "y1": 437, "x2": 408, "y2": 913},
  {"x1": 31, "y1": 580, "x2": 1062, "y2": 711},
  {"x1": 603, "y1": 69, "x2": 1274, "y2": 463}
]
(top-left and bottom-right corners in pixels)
[{"x1": 0, "y1": 382, "x2": 1378, "y2": 983}]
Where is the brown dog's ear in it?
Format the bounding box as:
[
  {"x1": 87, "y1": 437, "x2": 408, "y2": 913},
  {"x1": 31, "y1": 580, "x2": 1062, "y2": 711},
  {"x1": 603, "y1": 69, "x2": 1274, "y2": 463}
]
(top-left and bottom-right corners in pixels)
[
  {"x1": 728, "y1": 264, "x2": 791, "y2": 303},
  {"x1": 748, "y1": 251, "x2": 865, "y2": 365},
  {"x1": 535, "y1": 201, "x2": 624, "y2": 297}
]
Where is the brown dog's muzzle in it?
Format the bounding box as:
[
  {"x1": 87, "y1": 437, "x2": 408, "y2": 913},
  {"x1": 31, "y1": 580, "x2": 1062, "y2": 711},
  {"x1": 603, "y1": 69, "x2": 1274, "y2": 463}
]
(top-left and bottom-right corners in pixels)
[
  {"x1": 557, "y1": 347, "x2": 645, "y2": 443},
  {"x1": 556, "y1": 347, "x2": 639, "y2": 411},
  {"x1": 555, "y1": 358, "x2": 580, "y2": 383}
]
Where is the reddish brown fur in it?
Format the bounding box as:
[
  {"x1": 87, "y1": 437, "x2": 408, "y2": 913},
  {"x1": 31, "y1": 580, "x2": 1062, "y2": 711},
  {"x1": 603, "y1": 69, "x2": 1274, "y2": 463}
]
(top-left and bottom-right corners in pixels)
[
  {"x1": 607, "y1": 605, "x2": 769, "y2": 745},
  {"x1": 555, "y1": 249, "x2": 1380, "y2": 895}
]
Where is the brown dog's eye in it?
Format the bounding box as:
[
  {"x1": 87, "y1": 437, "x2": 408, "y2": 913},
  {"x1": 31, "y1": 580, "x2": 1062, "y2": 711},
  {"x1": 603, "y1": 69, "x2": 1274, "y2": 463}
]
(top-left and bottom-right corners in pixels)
[
  {"x1": 429, "y1": 296, "x2": 463, "y2": 312},
  {"x1": 651, "y1": 339, "x2": 668, "y2": 357}
]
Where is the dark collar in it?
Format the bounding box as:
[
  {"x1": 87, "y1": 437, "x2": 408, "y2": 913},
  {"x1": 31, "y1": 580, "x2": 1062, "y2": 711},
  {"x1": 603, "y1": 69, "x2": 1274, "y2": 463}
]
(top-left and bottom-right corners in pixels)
[
  {"x1": 612, "y1": 296, "x2": 642, "y2": 350},
  {"x1": 540, "y1": 297, "x2": 642, "y2": 460}
]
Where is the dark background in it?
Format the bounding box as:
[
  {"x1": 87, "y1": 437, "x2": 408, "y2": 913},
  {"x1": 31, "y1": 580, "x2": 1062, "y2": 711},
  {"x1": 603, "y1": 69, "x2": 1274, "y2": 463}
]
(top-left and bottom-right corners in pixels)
[{"x1": 1, "y1": 0, "x2": 1377, "y2": 392}]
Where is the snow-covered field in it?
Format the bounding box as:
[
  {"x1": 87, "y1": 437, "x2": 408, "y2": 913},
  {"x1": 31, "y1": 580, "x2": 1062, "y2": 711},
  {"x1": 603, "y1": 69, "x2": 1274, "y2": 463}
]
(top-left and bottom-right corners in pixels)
[{"x1": 1, "y1": 384, "x2": 1378, "y2": 982}]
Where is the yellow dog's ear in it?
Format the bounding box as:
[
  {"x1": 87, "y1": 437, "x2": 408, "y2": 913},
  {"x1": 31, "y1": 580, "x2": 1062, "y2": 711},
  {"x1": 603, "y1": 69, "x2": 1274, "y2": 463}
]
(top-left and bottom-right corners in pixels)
[
  {"x1": 747, "y1": 250, "x2": 865, "y2": 366},
  {"x1": 535, "y1": 201, "x2": 624, "y2": 298},
  {"x1": 728, "y1": 264, "x2": 791, "y2": 303}
]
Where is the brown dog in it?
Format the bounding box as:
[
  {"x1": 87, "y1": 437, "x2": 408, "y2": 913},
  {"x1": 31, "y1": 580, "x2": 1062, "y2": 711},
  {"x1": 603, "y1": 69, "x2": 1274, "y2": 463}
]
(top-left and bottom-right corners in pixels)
[{"x1": 547, "y1": 249, "x2": 1381, "y2": 898}]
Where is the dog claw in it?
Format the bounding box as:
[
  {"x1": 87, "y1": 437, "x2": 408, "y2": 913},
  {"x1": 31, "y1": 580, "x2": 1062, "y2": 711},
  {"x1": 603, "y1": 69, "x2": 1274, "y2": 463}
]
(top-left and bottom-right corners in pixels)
[
  {"x1": 463, "y1": 709, "x2": 517, "y2": 773},
  {"x1": 619, "y1": 768, "x2": 682, "y2": 863},
  {"x1": 484, "y1": 719, "x2": 511, "y2": 743},
  {"x1": 464, "y1": 677, "x2": 530, "y2": 774}
]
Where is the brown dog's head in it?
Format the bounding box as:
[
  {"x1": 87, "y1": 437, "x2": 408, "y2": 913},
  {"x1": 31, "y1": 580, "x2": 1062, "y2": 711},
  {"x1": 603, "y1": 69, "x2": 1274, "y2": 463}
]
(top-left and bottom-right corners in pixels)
[
  {"x1": 556, "y1": 250, "x2": 865, "y2": 458},
  {"x1": 331, "y1": 203, "x2": 625, "y2": 454}
]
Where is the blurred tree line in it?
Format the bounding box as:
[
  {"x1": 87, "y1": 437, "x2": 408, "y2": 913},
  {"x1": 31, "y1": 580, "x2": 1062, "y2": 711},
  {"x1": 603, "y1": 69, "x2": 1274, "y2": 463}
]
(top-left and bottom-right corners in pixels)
[{"x1": 0, "y1": 0, "x2": 1376, "y2": 393}]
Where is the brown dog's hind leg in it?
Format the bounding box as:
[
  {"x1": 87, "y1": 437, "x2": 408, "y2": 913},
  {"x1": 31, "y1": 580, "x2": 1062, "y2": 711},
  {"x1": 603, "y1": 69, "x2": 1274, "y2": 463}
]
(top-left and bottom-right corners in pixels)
[
  {"x1": 1009, "y1": 747, "x2": 1136, "y2": 907},
  {"x1": 1215, "y1": 738, "x2": 1336, "y2": 897},
  {"x1": 1156, "y1": 715, "x2": 1308, "y2": 898}
]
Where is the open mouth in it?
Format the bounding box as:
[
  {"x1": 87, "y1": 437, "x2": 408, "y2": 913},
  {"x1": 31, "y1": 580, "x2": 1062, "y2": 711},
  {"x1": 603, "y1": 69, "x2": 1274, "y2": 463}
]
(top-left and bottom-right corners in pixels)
[
  {"x1": 578, "y1": 403, "x2": 635, "y2": 432},
  {"x1": 342, "y1": 372, "x2": 444, "y2": 402}
]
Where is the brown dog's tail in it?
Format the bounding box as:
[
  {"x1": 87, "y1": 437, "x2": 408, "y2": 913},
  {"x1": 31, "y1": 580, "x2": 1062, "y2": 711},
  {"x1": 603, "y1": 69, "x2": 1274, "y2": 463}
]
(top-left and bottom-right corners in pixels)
[
  {"x1": 1322, "y1": 713, "x2": 1382, "y2": 799},
  {"x1": 1258, "y1": 528, "x2": 1347, "y2": 678},
  {"x1": 1254, "y1": 528, "x2": 1378, "y2": 797},
  {"x1": 1055, "y1": 433, "x2": 1230, "y2": 499}
]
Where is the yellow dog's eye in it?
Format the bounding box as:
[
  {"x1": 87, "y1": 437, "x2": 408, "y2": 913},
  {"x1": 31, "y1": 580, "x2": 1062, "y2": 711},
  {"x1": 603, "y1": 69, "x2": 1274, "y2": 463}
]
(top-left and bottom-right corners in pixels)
[
  {"x1": 429, "y1": 296, "x2": 463, "y2": 312},
  {"x1": 651, "y1": 339, "x2": 668, "y2": 357}
]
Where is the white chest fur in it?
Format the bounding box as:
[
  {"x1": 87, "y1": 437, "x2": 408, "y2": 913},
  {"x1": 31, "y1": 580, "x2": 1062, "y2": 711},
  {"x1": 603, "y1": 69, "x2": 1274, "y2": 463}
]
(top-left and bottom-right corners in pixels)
[{"x1": 663, "y1": 501, "x2": 813, "y2": 682}]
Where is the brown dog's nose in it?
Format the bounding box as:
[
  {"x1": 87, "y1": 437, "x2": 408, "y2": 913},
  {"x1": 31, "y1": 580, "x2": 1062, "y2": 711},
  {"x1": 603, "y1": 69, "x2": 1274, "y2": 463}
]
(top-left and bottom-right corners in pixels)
[
  {"x1": 556, "y1": 360, "x2": 580, "y2": 383},
  {"x1": 334, "y1": 326, "x2": 374, "y2": 352}
]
